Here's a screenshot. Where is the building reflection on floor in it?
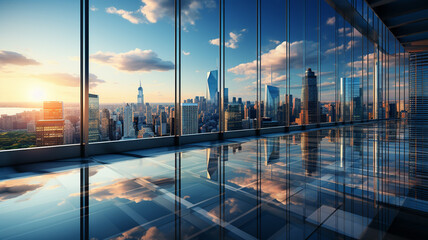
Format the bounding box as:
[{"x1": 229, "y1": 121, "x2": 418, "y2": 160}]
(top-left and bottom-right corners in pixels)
[{"x1": 0, "y1": 121, "x2": 427, "y2": 239}]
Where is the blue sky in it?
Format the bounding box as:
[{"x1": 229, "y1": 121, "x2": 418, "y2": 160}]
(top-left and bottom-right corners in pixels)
[{"x1": 0, "y1": 0, "x2": 405, "y2": 105}]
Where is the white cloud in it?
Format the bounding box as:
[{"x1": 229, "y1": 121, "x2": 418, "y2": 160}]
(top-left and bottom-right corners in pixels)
[
  {"x1": 338, "y1": 27, "x2": 351, "y2": 34},
  {"x1": 106, "y1": 7, "x2": 141, "y2": 24},
  {"x1": 90, "y1": 48, "x2": 174, "y2": 72},
  {"x1": 0, "y1": 50, "x2": 40, "y2": 66},
  {"x1": 326, "y1": 16, "x2": 335, "y2": 25},
  {"x1": 228, "y1": 40, "x2": 318, "y2": 76},
  {"x1": 325, "y1": 44, "x2": 344, "y2": 54},
  {"x1": 270, "y1": 40, "x2": 280, "y2": 45},
  {"x1": 209, "y1": 31, "x2": 242, "y2": 49},
  {"x1": 140, "y1": 0, "x2": 215, "y2": 26},
  {"x1": 182, "y1": 51, "x2": 190, "y2": 56},
  {"x1": 90, "y1": 5, "x2": 98, "y2": 11}
]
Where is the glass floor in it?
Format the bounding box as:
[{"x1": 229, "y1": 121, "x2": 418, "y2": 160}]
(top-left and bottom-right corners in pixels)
[{"x1": 0, "y1": 121, "x2": 427, "y2": 239}]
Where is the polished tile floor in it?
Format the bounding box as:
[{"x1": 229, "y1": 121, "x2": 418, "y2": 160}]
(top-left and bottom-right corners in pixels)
[{"x1": 0, "y1": 121, "x2": 427, "y2": 239}]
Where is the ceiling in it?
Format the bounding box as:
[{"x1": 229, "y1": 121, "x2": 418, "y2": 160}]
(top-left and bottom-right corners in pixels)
[{"x1": 367, "y1": 0, "x2": 428, "y2": 52}]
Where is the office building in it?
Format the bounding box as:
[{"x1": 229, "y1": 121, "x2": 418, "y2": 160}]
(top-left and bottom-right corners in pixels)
[
  {"x1": 88, "y1": 94, "x2": 100, "y2": 142},
  {"x1": 264, "y1": 84, "x2": 280, "y2": 121},
  {"x1": 181, "y1": 103, "x2": 198, "y2": 135},
  {"x1": 300, "y1": 68, "x2": 318, "y2": 124},
  {"x1": 206, "y1": 70, "x2": 218, "y2": 105},
  {"x1": 36, "y1": 101, "x2": 65, "y2": 147}
]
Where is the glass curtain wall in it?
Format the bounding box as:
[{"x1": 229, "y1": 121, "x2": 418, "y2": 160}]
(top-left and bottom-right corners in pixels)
[
  {"x1": 225, "y1": 0, "x2": 257, "y2": 131},
  {"x1": 0, "y1": 0, "x2": 411, "y2": 155},
  {"x1": 260, "y1": 0, "x2": 287, "y2": 128},
  {"x1": 289, "y1": 0, "x2": 305, "y2": 126},
  {"x1": 181, "y1": 0, "x2": 219, "y2": 135},
  {"x1": 0, "y1": 0, "x2": 80, "y2": 150},
  {"x1": 319, "y1": 0, "x2": 337, "y2": 123},
  {"x1": 89, "y1": 0, "x2": 175, "y2": 141}
]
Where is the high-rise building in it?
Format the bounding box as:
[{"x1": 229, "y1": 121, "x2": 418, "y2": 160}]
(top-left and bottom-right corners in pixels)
[
  {"x1": 123, "y1": 103, "x2": 135, "y2": 138},
  {"x1": 181, "y1": 103, "x2": 198, "y2": 135},
  {"x1": 88, "y1": 94, "x2": 100, "y2": 142},
  {"x1": 145, "y1": 103, "x2": 152, "y2": 125},
  {"x1": 36, "y1": 120, "x2": 65, "y2": 146},
  {"x1": 293, "y1": 98, "x2": 301, "y2": 120},
  {"x1": 206, "y1": 70, "x2": 218, "y2": 105},
  {"x1": 224, "y1": 88, "x2": 229, "y2": 106},
  {"x1": 264, "y1": 84, "x2": 280, "y2": 121},
  {"x1": 225, "y1": 103, "x2": 242, "y2": 131},
  {"x1": 100, "y1": 109, "x2": 110, "y2": 141},
  {"x1": 36, "y1": 101, "x2": 65, "y2": 146},
  {"x1": 339, "y1": 77, "x2": 362, "y2": 121},
  {"x1": 137, "y1": 80, "x2": 145, "y2": 126},
  {"x1": 159, "y1": 111, "x2": 167, "y2": 136},
  {"x1": 43, "y1": 101, "x2": 63, "y2": 120},
  {"x1": 301, "y1": 68, "x2": 318, "y2": 124},
  {"x1": 64, "y1": 120, "x2": 74, "y2": 144}
]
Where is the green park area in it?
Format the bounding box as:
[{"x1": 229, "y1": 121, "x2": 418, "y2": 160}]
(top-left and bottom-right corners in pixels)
[{"x1": 0, "y1": 131, "x2": 36, "y2": 150}]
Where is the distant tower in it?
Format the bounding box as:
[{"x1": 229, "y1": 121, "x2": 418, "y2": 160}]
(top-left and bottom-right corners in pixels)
[
  {"x1": 264, "y1": 84, "x2": 280, "y2": 121},
  {"x1": 206, "y1": 70, "x2": 218, "y2": 105},
  {"x1": 301, "y1": 68, "x2": 318, "y2": 124},
  {"x1": 137, "y1": 80, "x2": 144, "y2": 106},
  {"x1": 137, "y1": 80, "x2": 145, "y2": 126}
]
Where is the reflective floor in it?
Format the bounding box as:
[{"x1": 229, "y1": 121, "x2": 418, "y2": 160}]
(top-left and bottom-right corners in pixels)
[{"x1": 0, "y1": 121, "x2": 427, "y2": 240}]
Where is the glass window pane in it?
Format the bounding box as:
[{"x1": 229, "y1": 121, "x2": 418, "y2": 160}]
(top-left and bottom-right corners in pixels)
[
  {"x1": 89, "y1": 0, "x2": 175, "y2": 141},
  {"x1": 0, "y1": 0, "x2": 80, "y2": 150},
  {"x1": 225, "y1": 0, "x2": 257, "y2": 131}
]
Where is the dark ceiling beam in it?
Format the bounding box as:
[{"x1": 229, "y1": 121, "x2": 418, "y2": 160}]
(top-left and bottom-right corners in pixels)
[
  {"x1": 393, "y1": 19, "x2": 428, "y2": 38},
  {"x1": 372, "y1": 0, "x2": 428, "y2": 20},
  {"x1": 398, "y1": 32, "x2": 428, "y2": 44},
  {"x1": 366, "y1": 0, "x2": 398, "y2": 8},
  {"x1": 386, "y1": 9, "x2": 428, "y2": 29}
]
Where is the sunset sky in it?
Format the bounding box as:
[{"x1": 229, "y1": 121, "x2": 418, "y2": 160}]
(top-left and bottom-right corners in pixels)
[{"x1": 0, "y1": 0, "x2": 403, "y2": 105}]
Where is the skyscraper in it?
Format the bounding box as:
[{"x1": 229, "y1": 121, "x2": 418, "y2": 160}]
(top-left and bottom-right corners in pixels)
[
  {"x1": 301, "y1": 68, "x2": 318, "y2": 124},
  {"x1": 123, "y1": 103, "x2": 135, "y2": 138},
  {"x1": 137, "y1": 80, "x2": 145, "y2": 125},
  {"x1": 88, "y1": 94, "x2": 100, "y2": 142},
  {"x1": 43, "y1": 101, "x2": 63, "y2": 120},
  {"x1": 206, "y1": 70, "x2": 218, "y2": 105},
  {"x1": 225, "y1": 103, "x2": 242, "y2": 131},
  {"x1": 36, "y1": 101, "x2": 64, "y2": 146},
  {"x1": 181, "y1": 103, "x2": 198, "y2": 135},
  {"x1": 100, "y1": 109, "x2": 110, "y2": 141},
  {"x1": 340, "y1": 77, "x2": 362, "y2": 121},
  {"x1": 264, "y1": 84, "x2": 280, "y2": 121}
]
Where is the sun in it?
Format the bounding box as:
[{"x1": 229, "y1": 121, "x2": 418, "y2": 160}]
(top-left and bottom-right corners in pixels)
[{"x1": 29, "y1": 87, "x2": 46, "y2": 102}]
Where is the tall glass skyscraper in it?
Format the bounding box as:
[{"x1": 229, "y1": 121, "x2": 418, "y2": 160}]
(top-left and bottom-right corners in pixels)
[
  {"x1": 301, "y1": 68, "x2": 318, "y2": 124},
  {"x1": 264, "y1": 85, "x2": 280, "y2": 121},
  {"x1": 206, "y1": 70, "x2": 218, "y2": 105},
  {"x1": 137, "y1": 80, "x2": 144, "y2": 127},
  {"x1": 340, "y1": 77, "x2": 362, "y2": 121}
]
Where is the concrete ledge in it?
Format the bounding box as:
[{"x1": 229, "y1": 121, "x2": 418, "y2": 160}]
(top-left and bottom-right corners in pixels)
[{"x1": 0, "y1": 144, "x2": 80, "y2": 167}]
